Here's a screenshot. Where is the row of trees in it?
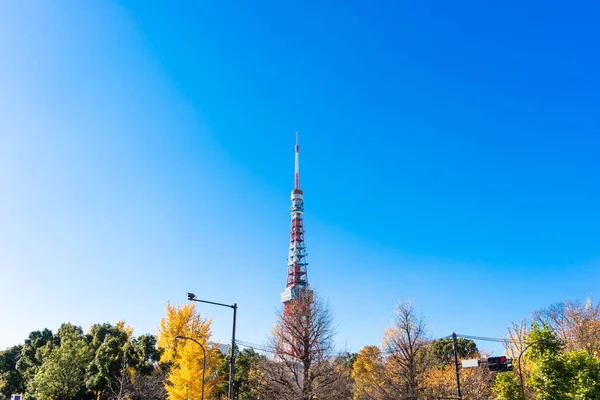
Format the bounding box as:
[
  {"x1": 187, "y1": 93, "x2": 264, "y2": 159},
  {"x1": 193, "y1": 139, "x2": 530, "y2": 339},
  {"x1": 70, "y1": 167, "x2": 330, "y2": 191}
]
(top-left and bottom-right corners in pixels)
[
  {"x1": 350, "y1": 299, "x2": 494, "y2": 400},
  {"x1": 0, "y1": 304, "x2": 262, "y2": 400},
  {"x1": 348, "y1": 296, "x2": 600, "y2": 400},
  {"x1": 1, "y1": 293, "x2": 599, "y2": 399},
  {"x1": 0, "y1": 321, "x2": 163, "y2": 400}
]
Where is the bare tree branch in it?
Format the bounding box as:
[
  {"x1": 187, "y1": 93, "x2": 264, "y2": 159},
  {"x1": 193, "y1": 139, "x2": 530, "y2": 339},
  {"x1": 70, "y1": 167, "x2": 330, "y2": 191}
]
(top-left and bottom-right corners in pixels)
[{"x1": 257, "y1": 291, "x2": 352, "y2": 400}]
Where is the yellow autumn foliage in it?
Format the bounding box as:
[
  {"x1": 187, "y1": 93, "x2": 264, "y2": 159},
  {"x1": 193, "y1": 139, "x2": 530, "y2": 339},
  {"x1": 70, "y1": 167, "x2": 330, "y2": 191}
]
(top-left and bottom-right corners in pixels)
[
  {"x1": 421, "y1": 356, "x2": 494, "y2": 400},
  {"x1": 352, "y1": 346, "x2": 387, "y2": 400},
  {"x1": 115, "y1": 320, "x2": 134, "y2": 338},
  {"x1": 157, "y1": 302, "x2": 224, "y2": 400}
]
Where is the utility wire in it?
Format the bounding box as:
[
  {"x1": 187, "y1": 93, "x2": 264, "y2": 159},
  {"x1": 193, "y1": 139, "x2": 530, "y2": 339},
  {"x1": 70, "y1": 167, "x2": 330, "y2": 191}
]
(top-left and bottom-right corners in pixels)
[
  {"x1": 454, "y1": 333, "x2": 525, "y2": 344},
  {"x1": 236, "y1": 339, "x2": 359, "y2": 358},
  {"x1": 236, "y1": 333, "x2": 522, "y2": 358}
]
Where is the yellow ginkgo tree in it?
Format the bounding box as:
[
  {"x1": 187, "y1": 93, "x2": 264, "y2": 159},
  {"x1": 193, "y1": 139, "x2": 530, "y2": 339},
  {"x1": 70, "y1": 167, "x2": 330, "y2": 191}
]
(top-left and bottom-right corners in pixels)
[{"x1": 157, "y1": 302, "x2": 224, "y2": 400}]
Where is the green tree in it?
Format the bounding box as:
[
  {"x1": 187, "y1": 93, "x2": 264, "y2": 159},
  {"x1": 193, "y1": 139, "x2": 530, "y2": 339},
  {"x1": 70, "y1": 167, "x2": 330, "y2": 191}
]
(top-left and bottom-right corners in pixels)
[
  {"x1": 498, "y1": 300, "x2": 600, "y2": 400},
  {"x1": 492, "y1": 372, "x2": 523, "y2": 400},
  {"x1": 28, "y1": 323, "x2": 93, "y2": 400},
  {"x1": 84, "y1": 322, "x2": 163, "y2": 399},
  {"x1": 0, "y1": 345, "x2": 25, "y2": 398},
  {"x1": 564, "y1": 350, "x2": 600, "y2": 399},
  {"x1": 213, "y1": 346, "x2": 265, "y2": 400},
  {"x1": 526, "y1": 322, "x2": 563, "y2": 361},
  {"x1": 130, "y1": 334, "x2": 161, "y2": 376},
  {"x1": 85, "y1": 322, "x2": 131, "y2": 398},
  {"x1": 502, "y1": 321, "x2": 600, "y2": 400},
  {"x1": 339, "y1": 352, "x2": 358, "y2": 372},
  {"x1": 526, "y1": 323, "x2": 569, "y2": 400},
  {"x1": 5, "y1": 323, "x2": 163, "y2": 400},
  {"x1": 16, "y1": 329, "x2": 55, "y2": 383},
  {"x1": 529, "y1": 348, "x2": 600, "y2": 400},
  {"x1": 212, "y1": 348, "x2": 230, "y2": 399},
  {"x1": 338, "y1": 352, "x2": 358, "y2": 389},
  {"x1": 429, "y1": 338, "x2": 478, "y2": 366},
  {"x1": 233, "y1": 348, "x2": 264, "y2": 399}
]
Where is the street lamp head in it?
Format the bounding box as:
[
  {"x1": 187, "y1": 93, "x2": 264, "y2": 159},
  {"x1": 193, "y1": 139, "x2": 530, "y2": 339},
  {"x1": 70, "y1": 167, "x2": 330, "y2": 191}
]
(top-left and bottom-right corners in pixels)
[
  {"x1": 175, "y1": 335, "x2": 185, "y2": 340},
  {"x1": 187, "y1": 292, "x2": 197, "y2": 301}
]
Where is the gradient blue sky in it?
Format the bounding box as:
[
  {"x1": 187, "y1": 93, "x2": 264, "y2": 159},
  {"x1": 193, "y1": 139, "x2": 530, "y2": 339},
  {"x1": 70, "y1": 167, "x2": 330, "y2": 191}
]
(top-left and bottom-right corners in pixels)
[{"x1": 1, "y1": 1, "x2": 599, "y2": 355}]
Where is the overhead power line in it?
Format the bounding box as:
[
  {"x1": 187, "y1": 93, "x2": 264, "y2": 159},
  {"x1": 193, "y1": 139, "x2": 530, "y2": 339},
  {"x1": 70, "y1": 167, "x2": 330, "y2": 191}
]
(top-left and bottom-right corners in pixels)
[
  {"x1": 236, "y1": 333, "x2": 521, "y2": 358},
  {"x1": 454, "y1": 333, "x2": 522, "y2": 344}
]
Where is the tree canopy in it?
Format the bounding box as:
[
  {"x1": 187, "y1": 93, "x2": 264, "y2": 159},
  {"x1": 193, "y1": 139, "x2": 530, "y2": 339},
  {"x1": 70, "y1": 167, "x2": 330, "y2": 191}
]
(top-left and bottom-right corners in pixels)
[
  {"x1": 157, "y1": 302, "x2": 223, "y2": 400},
  {"x1": 1, "y1": 295, "x2": 599, "y2": 400}
]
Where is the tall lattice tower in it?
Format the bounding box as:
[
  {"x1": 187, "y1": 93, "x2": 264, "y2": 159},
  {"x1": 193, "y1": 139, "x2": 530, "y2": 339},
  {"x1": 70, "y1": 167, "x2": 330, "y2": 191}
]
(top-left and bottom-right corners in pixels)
[{"x1": 280, "y1": 133, "x2": 309, "y2": 313}]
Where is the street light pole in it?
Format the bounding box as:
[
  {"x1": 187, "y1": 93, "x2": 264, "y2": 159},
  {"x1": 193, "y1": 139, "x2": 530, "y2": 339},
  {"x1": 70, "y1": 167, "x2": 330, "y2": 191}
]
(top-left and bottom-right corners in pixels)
[
  {"x1": 187, "y1": 292, "x2": 237, "y2": 400},
  {"x1": 517, "y1": 337, "x2": 558, "y2": 400},
  {"x1": 230, "y1": 303, "x2": 237, "y2": 400},
  {"x1": 175, "y1": 335, "x2": 206, "y2": 400}
]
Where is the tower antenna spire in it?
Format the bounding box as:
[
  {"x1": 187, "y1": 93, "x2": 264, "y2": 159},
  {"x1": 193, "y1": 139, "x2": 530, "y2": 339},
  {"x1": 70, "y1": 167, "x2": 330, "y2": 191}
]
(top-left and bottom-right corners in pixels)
[{"x1": 294, "y1": 131, "x2": 300, "y2": 190}]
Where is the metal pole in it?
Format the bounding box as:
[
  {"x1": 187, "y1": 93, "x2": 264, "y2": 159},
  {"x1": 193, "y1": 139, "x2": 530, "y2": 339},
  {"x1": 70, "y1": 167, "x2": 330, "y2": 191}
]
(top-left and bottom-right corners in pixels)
[
  {"x1": 518, "y1": 340, "x2": 542, "y2": 400},
  {"x1": 176, "y1": 336, "x2": 206, "y2": 400},
  {"x1": 452, "y1": 332, "x2": 462, "y2": 400},
  {"x1": 516, "y1": 337, "x2": 560, "y2": 400},
  {"x1": 228, "y1": 303, "x2": 237, "y2": 400},
  {"x1": 186, "y1": 294, "x2": 238, "y2": 400},
  {"x1": 518, "y1": 349, "x2": 526, "y2": 400}
]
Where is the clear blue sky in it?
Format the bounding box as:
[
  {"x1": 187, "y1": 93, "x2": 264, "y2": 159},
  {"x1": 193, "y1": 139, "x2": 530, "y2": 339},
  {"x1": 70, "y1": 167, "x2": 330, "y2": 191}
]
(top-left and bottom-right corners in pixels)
[{"x1": 1, "y1": 1, "x2": 599, "y2": 356}]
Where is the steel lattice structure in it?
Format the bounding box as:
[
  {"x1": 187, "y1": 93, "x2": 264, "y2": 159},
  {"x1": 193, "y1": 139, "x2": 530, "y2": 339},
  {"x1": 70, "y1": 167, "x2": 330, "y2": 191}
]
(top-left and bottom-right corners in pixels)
[{"x1": 280, "y1": 133, "x2": 309, "y2": 312}]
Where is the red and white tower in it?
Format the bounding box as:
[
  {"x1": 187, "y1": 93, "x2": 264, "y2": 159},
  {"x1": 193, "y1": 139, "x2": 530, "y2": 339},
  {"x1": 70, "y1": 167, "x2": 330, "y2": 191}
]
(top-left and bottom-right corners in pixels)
[{"x1": 280, "y1": 133, "x2": 309, "y2": 312}]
